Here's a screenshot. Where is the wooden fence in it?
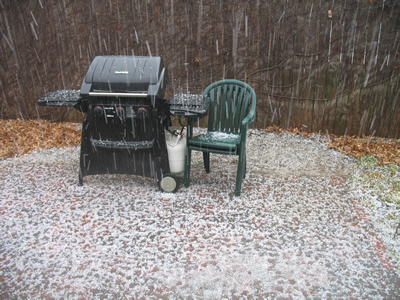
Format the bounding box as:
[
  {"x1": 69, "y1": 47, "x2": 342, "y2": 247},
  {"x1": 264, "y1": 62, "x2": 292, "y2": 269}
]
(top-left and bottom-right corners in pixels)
[{"x1": 1, "y1": 0, "x2": 399, "y2": 138}]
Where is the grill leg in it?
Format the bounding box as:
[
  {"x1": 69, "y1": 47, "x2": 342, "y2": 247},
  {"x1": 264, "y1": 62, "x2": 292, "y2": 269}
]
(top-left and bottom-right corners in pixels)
[
  {"x1": 184, "y1": 148, "x2": 192, "y2": 188},
  {"x1": 78, "y1": 170, "x2": 83, "y2": 186}
]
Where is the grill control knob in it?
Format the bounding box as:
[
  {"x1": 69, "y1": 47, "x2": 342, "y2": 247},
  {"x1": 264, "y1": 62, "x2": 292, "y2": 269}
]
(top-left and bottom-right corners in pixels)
[
  {"x1": 94, "y1": 106, "x2": 103, "y2": 117},
  {"x1": 116, "y1": 106, "x2": 125, "y2": 120},
  {"x1": 137, "y1": 107, "x2": 148, "y2": 118}
]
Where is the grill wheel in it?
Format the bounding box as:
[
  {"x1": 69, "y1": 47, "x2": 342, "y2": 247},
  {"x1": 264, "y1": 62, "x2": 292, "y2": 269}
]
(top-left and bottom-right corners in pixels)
[{"x1": 158, "y1": 174, "x2": 179, "y2": 193}]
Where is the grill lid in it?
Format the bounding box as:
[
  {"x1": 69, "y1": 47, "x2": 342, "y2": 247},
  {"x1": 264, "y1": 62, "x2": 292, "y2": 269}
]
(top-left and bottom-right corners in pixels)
[{"x1": 80, "y1": 56, "x2": 168, "y2": 99}]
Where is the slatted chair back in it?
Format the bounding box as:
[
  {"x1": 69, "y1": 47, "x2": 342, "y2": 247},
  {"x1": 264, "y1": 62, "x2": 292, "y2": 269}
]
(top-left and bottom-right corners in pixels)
[{"x1": 203, "y1": 79, "x2": 257, "y2": 134}]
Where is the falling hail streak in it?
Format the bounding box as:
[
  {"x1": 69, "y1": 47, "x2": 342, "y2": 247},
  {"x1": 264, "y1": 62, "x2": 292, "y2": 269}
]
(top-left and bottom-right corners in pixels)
[
  {"x1": 146, "y1": 40, "x2": 152, "y2": 57},
  {"x1": 196, "y1": 0, "x2": 203, "y2": 46}
]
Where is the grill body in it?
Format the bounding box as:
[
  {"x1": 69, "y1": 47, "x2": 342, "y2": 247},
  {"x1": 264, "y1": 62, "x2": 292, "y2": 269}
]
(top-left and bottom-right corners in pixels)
[
  {"x1": 77, "y1": 56, "x2": 170, "y2": 184},
  {"x1": 78, "y1": 97, "x2": 171, "y2": 184}
]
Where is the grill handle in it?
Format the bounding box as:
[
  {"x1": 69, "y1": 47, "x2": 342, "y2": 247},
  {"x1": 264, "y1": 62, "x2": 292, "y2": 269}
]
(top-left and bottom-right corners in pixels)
[{"x1": 89, "y1": 92, "x2": 147, "y2": 97}]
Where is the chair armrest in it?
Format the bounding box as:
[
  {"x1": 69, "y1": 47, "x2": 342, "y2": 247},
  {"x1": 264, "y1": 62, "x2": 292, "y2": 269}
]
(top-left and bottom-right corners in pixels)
[
  {"x1": 241, "y1": 113, "x2": 255, "y2": 128},
  {"x1": 239, "y1": 116, "x2": 252, "y2": 142},
  {"x1": 241, "y1": 93, "x2": 256, "y2": 129},
  {"x1": 239, "y1": 104, "x2": 256, "y2": 141},
  {"x1": 240, "y1": 106, "x2": 256, "y2": 131}
]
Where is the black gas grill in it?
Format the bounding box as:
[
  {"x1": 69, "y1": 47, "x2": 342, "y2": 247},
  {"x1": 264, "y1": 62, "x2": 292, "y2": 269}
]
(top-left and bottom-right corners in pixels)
[{"x1": 38, "y1": 55, "x2": 208, "y2": 192}]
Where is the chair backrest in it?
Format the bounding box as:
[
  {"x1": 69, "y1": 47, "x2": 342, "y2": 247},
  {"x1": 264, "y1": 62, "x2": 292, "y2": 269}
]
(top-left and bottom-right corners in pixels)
[{"x1": 203, "y1": 79, "x2": 256, "y2": 134}]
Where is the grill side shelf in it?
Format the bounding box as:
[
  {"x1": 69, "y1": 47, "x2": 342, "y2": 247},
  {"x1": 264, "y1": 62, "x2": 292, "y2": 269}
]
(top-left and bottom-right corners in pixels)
[
  {"x1": 90, "y1": 139, "x2": 154, "y2": 150},
  {"x1": 168, "y1": 94, "x2": 209, "y2": 117},
  {"x1": 37, "y1": 90, "x2": 82, "y2": 107}
]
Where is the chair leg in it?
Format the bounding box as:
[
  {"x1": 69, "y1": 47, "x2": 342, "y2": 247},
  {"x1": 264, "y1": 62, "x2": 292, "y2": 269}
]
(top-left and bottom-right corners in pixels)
[
  {"x1": 235, "y1": 152, "x2": 245, "y2": 196},
  {"x1": 184, "y1": 148, "x2": 192, "y2": 188},
  {"x1": 203, "y1": 152, "x2": 210, "y2": 173},
  {"x1": 243, "y1": 154, "x2": 247, "y2": 179}
]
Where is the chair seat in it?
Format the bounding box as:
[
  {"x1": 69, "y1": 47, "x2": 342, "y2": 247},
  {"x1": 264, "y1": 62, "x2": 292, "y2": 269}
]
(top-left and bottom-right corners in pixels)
[{"x1": 188, "y1": 131, "x2": 241, "y2": 151}]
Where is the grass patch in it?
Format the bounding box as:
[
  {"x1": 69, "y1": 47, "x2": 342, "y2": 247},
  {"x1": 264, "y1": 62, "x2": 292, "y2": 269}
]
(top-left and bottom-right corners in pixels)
[
  {"x1": 356, "y1": 156, "x2": 400, "y2": 205},
  {"x1": 352, "y1": 155, "x2": 400, "y2": 269}
]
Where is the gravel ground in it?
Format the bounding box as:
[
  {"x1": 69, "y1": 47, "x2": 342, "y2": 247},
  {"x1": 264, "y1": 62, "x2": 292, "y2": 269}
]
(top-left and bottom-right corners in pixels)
[{"x1": 1, "y1": 129, "x2": 399, "y2": 298}]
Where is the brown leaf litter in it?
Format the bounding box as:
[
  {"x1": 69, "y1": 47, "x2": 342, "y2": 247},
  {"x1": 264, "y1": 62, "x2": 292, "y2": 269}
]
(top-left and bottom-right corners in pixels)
[
  {"x1": 0, "y1": 119, "x2": 81, "y2": 159},
  {"x1": 0, "y1": 120, "x2": 398, "y2": 165},
  {"x1": 265, "y1": 126, "x2": 400, "y2": 165}
]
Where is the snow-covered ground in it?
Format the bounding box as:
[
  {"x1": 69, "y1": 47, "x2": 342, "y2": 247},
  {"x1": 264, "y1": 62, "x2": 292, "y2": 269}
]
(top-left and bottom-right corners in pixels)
[{"x1": 1, "y1": 129, "x2": 399, "y2": 298}]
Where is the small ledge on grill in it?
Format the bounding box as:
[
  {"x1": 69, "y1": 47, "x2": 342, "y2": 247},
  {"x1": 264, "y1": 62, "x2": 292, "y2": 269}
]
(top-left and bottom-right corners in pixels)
[
  {"x1": 37, "y1": 90, "x2": 82, "y2": 107},
  {"x1": 168, "y1": 94, "x2": 209, "y2": 117}
]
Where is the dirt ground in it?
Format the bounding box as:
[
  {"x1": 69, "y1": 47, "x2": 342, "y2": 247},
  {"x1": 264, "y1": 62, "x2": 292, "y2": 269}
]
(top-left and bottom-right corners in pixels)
[{"x1": 1, "y1": 127, "x2": 399, "y2": 298}]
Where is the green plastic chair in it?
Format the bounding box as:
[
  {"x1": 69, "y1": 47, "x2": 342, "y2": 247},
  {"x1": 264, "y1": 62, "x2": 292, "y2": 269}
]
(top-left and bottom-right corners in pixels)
[{"x1": 184, "y1": 79, "x2": 257, "y2": 196}]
